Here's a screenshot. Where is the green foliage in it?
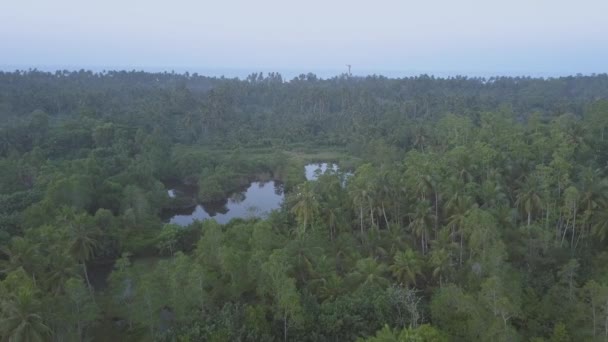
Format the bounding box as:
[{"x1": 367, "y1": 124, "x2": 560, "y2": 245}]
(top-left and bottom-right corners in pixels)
[
  {"x1": 358, "y1": 324, "x2": 447, "y2": 342},
  {"x1": 0, "y1": 269, "x2": 51, "y2": 342},
  {"x1": 2, "y1": 71, "x2": 608, "y2": 340}
]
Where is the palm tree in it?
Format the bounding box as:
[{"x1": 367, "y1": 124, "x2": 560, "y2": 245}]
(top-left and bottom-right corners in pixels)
[
  {"x1": 578, "y1": 168, "x2": 607, "y2": 213},
  {"x1": 375, "y1": 166, "x2": 399, "y2": 229},
  {"x1": 0, "y1": 237, "x2": 40, "y2": 282},
  {"x1": 562, "y1": 186, "x2": 580, "y2": 249},
  {"x1": 0, "y1": 289, "x2": 51, "y2": 342},
  {"x1": 45, "y1": 252, "x2": 79, "y2": 295},
  {"x1": 478, "y1": 179, "x2": 508, "y2": 209},
  {"x1": 67, "y1": 214, "x2": 99, "y2": 295},
  {"x1": 312, "y1": 273, "x2": 344, "y2": 302},
  {"x1": 323, "y1": 203, "x2": 340, "y2": 241},
  {"x1": 413, "y1": 128, "x2": 428, "y2": 152},
  {"x1": 408, "y1": 200, "x2": 434, "y2": 255},
  {"x1": 381, "y1": 224, "x2": 408, "y2": 255},
  {"x1": 316, "y1": 173, "x2": 344, "y2": 240},
  {"x1": 446, "y1": 195, "x2": 475, "y2": 265},
  {"x1": 389, "y1": 249, "x2": 422, "y2": 286},
  {"x1": 515, "y1": 176, "x2": 543, "y2": 226},
  {"x1": 591, "y1": 209, "x2": 608, "y2": 241},
  {"x1": 577, "y1": 169, "x2": 608, "y2": 245},
  {"x1": 349, "y1": 257, "x2": 389, "y2": 289},
  {"x1": 349, "y1": 164, "x2": 381, "y2": 232},
  {"x1": 290, "y1": 182, "x2": 319, "y2": 236},
  {"x1": 429, "y1": 247, "x2": 450, "y2": 288},
  {"x1": 349, "y1": 186, "x2": 370, "y2": 235}
]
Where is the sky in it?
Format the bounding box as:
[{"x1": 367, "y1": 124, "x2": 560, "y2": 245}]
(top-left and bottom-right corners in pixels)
[{"x1": 1, "y1": 0, "x2": 607, "y2": 77}]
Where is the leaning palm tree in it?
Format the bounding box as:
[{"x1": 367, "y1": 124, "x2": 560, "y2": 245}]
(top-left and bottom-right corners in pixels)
[{"x1": 0, "y1": 289, "x2": 51, "y2": 342}]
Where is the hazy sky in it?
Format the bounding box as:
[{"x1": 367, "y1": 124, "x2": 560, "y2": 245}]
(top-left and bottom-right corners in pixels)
[{"x1": 1, "y1": 0, "x2": 607, "y2": 76}]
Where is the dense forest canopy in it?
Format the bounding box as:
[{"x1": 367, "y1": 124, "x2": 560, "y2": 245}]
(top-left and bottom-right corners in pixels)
[{"x1": 1, "y1": 70, "x2": 608, "y2": 341}]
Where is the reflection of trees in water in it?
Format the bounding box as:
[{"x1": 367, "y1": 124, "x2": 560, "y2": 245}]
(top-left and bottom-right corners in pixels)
[
  {"x1": 165, "y1": 179, "x2": 285, "y2": 225},
  {"x1": 257, "y1": 181, "x2": 268, "y2": 188},
  {"x1": 229, "y1": 191, "x2": 246, "y2": 204},
  {"x1": 201, "y1": 199, "x2": 229, "y2": 216},
  {"x1": 314, "y1": 168, "x2": 323, "y2": 179},
  {"x1": 246, "y1": 206, "x2": 261, "y2": 218},
  {"x1": 274, "y1": 182, "x2": 285, "y2": 196}
]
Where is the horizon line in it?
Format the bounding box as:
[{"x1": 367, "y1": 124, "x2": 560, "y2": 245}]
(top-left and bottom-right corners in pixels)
[{"x1": 1, "y1": 64, "x2": 605, "y2": 80}]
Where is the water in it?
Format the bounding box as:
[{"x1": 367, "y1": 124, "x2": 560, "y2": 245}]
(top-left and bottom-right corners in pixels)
[
  {"x1": 305, "y1": 163, "x2": 339, "y2": 181},
  {"x1": 166, "y1": 181, "x2": 284, "y2": 226},
  {"x1": 164, "y1": 163, "x2": 346, "y2": 226}
]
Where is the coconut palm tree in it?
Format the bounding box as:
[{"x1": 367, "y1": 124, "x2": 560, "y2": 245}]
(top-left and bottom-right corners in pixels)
[
  {"x1": 429, "y1": 247, "x2": 450, "y2": 288},
  {"x1": 348, "y1": 257, "x2": 389, "y2": 289},
  {"x1": 312, "y1": 273, "x2": 344, "y2": 302},
  {"x1": 592, "y1": 208, "x2": 608, "y2": 242},
  {"x1": 408, "y1": 200, "x2": 434, "y2": 255},
  {"x1": 0, "y1": 237, "x2": 40, "y2": 282},
  {"x1": 515, "y1": 176, "x2": 543, "y2": 226},
  {"x1": 67, "y1": 214, "x2": 99, "y2": 295},
  {"x1": 478, "y1": 179, "x2": 508, "y2": 209},
  {"x1": 290, "y1": 182, "x2": 319, "y2": 236},
  {"x1": 389, "y1": 249, "x2": 422, "y2": 286},
  {"x1": 446, "y1": 195, "x2": 476, "y2": 265},
  {"x1": 0, "y1": 288, "x2": 51, "y2": 342},
  {"x1": 349, "y1": 185, "x2": 370, "y2": 235},
  {"x1": 375, "y1": 166, "x2": 399, "y2": 229}
]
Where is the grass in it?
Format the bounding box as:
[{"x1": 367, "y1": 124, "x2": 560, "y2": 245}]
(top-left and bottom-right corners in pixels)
[
  {"x1": 284, "y1": 148, "x2": 361, "y2": 171},
  {"x1": 173, "y1": 143, "x2": 361, "y2": 173}
]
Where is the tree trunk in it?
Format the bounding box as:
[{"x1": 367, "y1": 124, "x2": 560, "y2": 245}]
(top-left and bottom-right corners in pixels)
[
  {"x1": 561, "y1": 218, "x2": 570, "y2": 247},
  {"x1": 421, "y1": 233, "x2": 426, "y2": 255},
  {"x1": 434, "y1": 191, "x2": 439, "y2": 235},
  {"x1": 76, "y1": 300, "x2": 82, "y2": 341},
  {"x1": 571, "y1": 206, "x2": 577, "y2": 250},
  {"x1": 605, "y1": 299, "x2": 608, "y2": 339},
  {"x1": 284, "y1": 312, "x2": 288, "y2": 342},
  {"x1": 459, "y1": 233, "x2": 463, "y2": 266},
  {"x1": 82, "y1": 262, "x2": 94, "y2": 297},
  {"x1": 360, "y1": 206, "x2": 364, "y2": 235},
  {"x1": 592, "y1": 301, "x2": 597, "y2": 337},
  {"x1": 382, "y1": 202, "x2": 389, "y2": 229},
  {"x1": 370, "y1": 206, "x2": 375, "y2": 230}
]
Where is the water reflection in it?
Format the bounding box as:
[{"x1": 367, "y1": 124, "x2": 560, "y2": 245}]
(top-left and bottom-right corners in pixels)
[
  {"x1": 305, "y1": 163, "x2": 339, "y2": 180},
  {"x1": 166, "y1": 181, "x2": 284, "y2": 226}
]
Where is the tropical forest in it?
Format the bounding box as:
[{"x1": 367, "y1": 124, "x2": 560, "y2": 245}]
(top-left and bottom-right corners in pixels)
[{"x1": 2, "y1": 70, "x2": 608, "y2": 341}]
